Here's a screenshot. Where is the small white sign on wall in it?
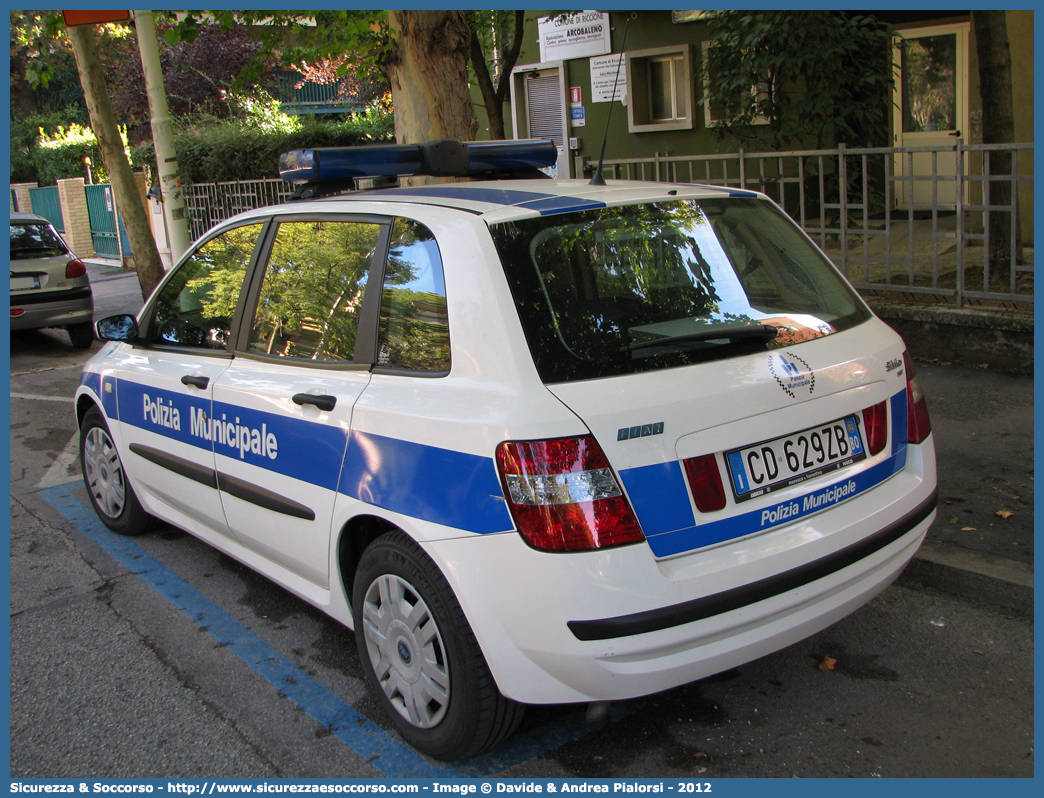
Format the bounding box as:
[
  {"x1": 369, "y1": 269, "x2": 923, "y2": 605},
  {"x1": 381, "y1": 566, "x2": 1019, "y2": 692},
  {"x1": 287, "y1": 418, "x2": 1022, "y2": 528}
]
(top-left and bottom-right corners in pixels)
[
  {"x1": 538, "y1": 11, "x2": 611, "y2": 63},
  {"x1": 590, "y1": 53, "x2": 627, "y2": 104}
]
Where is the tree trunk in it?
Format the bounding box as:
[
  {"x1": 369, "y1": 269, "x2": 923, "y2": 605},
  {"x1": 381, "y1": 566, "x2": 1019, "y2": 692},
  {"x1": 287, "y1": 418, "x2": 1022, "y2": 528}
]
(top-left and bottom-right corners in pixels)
[
  {"x1": 67, "y1": 23, "x2": 165, "y2": 299},
  {"x1": 971, "y1": 11, "x2": 1023, "y2": 269},
  {"x1": 470, "y1": 30, "x2": 505, "y2": 140},
  {"x1": 385, "y1": 10, "x2": 478, "y2": 150},
  {"x1": 467, "y1": 10, "x2": 525, "y2": 141}
]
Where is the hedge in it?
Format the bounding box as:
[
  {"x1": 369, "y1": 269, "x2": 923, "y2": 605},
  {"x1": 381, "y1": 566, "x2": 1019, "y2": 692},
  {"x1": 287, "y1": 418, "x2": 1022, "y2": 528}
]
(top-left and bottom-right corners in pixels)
[{"x1": 132, "y1": 114, "x2": 394, "y2": 184}]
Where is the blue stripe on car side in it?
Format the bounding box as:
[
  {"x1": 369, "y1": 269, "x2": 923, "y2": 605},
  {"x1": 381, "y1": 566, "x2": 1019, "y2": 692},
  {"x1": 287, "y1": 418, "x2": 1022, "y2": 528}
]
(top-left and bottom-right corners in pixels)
[
  {"x1": 116, "y1": 379, "x2": 348, "y2": 492},
  {"x1": 619, "y1": 460, "x2": 695, "y2": 537},
  {"x1": 643, "y1": 448, "x2": 908, "y2": 558},
  {"x1": 623, "y1": 387, "x2": 911, "y2": 558},
  {"x1": 101, "y1": 375, "x2": 119, "y2": 419},
  {"x1": 890, "y1": 387, "x2": 909, "y2": 455},
  {"x1": 79, "y1": 372, "x2": 120, "y2": 420},
  {"x1": 339, "y1": 429, "x2": 514, "y2": 535}
]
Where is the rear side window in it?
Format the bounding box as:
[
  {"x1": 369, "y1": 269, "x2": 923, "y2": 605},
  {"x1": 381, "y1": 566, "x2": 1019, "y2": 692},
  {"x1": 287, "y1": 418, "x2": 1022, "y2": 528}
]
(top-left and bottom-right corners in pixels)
[
  {"x1": 150, "y1": 223, "x2": 263, "y2": 350},
  {"x1": 247, "y1": 220, "x2": 382, "y2": 362},
  {"x1": 375, "y1": 218, "x2": 450, "y2": 374},
  {"x1": 489, "y1": 198, "x2": 870, "y2": 383}
]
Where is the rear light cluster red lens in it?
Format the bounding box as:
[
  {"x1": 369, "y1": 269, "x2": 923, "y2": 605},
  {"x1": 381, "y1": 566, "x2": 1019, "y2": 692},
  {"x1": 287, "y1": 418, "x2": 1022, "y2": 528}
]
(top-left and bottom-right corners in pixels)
[
  {"x1": 496, "y1": 435, "x2": 645, "y2": 552},
  {"x1": 863, "y1": 401, "x2": 889, "y2": 456},
  {"x1": 904, "y1": 351, "x2": 932, "y2": 443},
  {"x1": 682, "y1": 454, "x2": 727, "y2": 513},
  {"x1": 65, "y1": 259, "x2": 87, "y2": 279}
]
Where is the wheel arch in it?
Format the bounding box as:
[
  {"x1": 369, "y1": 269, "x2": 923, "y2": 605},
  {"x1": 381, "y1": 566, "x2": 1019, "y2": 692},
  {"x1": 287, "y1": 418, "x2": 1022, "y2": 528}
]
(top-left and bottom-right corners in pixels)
[
  {"x1": 76, "y1": 393, "x2": 102, "y2": 429},
  {"x1": 335, "y1": 513, "x2": 400, "y2": 611}
]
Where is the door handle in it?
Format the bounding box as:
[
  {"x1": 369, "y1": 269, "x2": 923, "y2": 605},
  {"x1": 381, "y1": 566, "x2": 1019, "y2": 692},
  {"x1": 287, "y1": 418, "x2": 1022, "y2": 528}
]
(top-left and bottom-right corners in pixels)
[
  {"x1": 181, "y1": 375, "x2": 210, "y2": 389},
  {"x1": 292, "y1": 393, "x2": 337, "y2": 411},
  {"x1": 949, "y1": 130, "x2": 962, "y2": 137}
]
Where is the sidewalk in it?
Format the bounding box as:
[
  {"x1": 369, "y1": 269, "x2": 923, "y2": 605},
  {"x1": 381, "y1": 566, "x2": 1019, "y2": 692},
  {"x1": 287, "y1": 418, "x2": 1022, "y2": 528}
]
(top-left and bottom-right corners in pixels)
[{"x1": 896, "y1": 361, "x2": 1034, "y2": 617}]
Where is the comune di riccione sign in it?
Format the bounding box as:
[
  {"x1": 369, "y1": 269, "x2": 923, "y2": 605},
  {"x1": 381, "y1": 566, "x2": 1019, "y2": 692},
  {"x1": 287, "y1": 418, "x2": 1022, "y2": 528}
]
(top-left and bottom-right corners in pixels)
[{"x1": 538, "y1": 11, "x2": 611, "y2": 62}]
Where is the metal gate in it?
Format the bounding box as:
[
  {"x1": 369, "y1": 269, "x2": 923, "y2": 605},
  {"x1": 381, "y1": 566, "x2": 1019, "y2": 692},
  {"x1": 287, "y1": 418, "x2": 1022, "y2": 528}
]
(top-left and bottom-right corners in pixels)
[
  {"x1": 28, "y1": 186, "x2": 64, "y2": 232},
  {"x1": 84, "y1": 184, "x2": 132, "y2": 259}
]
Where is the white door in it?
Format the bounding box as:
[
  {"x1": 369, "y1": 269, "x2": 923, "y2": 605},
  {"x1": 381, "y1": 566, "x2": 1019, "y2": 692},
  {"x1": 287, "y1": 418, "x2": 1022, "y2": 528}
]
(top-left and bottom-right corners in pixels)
[
  {"x1": 111, "y1": 221, "x2": 265, "y2": 542},
  {"x1": 212, "y1": 217, "x2": 385, "y2": 588},
  {"x1": 892, "y1": 23, "x2": 970, "y2": 207},
  {"x1": 512, "y1": 64, "x2": 570, "y2": 178}
]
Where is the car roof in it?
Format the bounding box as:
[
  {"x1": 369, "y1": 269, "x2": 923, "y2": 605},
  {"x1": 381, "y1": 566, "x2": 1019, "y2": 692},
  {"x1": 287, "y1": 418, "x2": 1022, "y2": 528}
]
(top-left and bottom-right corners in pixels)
[
  {"x1": 11, "y1": 211, "x2": 51, "y2": 224},
  {"x1": 248, "y1": 179, "x2": 763, "y2": 225}
]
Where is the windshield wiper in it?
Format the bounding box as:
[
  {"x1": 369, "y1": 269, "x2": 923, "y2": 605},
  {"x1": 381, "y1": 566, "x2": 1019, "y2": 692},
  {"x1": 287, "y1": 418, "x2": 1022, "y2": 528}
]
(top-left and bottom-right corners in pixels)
[{"x1": 621, "y1": 324, "x2": 778, "y2": 352}]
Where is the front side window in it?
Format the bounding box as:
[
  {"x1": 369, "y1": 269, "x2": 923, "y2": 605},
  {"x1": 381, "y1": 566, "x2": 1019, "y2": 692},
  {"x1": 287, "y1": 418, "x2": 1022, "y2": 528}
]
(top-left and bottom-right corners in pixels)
[
  {"x1": 247, "y1": 220, "x2": 381, "y2": 362},
  {"x1": 150, "y1": 223, "x2": 262, "y2": 350},
  {"x1": 376, "y1": 219, "x2": 450, "y2": 373},
  {"x1": 490, "y1": 198, "x2": 870, "y2": 383}
]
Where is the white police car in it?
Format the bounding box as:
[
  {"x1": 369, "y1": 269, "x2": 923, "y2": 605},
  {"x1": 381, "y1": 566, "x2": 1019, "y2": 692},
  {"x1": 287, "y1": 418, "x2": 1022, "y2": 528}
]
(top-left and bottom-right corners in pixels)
[{"x1": 75, "y1": 139, "x2": 936, "y2": 760}]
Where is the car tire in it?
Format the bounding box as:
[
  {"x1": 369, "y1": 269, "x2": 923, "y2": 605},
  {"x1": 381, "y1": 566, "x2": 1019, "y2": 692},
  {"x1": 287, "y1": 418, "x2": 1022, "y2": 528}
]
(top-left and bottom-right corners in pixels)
[
  {"x1": 79, "y1": 407, "x2": 156, "y2": 536},
  {"x1": 352, "y1": 530, "x2": 524, "y2": 760},
  {"x1": 67, "y1": 322, "x2": 95, "y2": 349}
]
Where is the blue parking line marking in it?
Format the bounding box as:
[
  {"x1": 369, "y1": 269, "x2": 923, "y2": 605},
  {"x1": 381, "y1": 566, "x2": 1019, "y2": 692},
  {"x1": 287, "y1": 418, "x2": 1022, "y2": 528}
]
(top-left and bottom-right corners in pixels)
[
  {"x1": 41, "y1": 482, "x2": 450, "y2": 778},
  {"x1": 40, "y1": 482, "x2": 632, "y2": 776}
]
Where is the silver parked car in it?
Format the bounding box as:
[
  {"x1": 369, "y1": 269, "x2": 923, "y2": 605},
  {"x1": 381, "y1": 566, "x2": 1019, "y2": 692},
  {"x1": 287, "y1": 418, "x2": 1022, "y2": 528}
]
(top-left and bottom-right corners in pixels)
[{"x1": 10, "y1": 211, "x2": 95, "y2": 348}]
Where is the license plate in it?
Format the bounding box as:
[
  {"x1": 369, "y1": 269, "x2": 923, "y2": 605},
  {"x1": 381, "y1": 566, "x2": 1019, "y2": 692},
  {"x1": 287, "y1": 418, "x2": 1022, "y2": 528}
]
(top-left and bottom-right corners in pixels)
[
  {"x1": 11, "y1": 275, "x2": 41, "y2": 292},
  {"x1": 726, "y1": 415, "x2": 866, "y2": 502}
]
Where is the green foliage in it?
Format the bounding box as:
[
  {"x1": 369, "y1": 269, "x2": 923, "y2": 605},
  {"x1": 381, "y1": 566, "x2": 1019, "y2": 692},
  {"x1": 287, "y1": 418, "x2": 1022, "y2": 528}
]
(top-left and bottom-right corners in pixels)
[
  {"x1": 701, "y1": 11, "x2": 897, "y2": 151},
  {"x1": 131, "y1": 99, "x2": 394, "y2": 183},
  {"x1": 12, "y1": 116, "x2": 131, "y2": 186},
  {"x1": 9, "y1": 110, "x2": 80, "y2": 184}
]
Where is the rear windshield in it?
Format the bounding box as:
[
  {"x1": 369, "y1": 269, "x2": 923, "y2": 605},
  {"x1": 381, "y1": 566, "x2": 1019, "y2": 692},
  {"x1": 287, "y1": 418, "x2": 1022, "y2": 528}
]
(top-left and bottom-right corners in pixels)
[
  {"x1": 10, "y1": 222, "x2": 68, "y2": 259},
  {"x1": 489, "y1": 198, "x2": 870, "y2": 383}
]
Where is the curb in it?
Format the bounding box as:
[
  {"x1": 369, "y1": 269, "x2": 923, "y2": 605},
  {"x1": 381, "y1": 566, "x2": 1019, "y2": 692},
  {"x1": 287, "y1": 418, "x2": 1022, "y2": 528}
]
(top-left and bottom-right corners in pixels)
[
  {"x1": 901, "y1": 540, "x2": 1033, "y2": 618},
  {"x1": 866, "y1": 300, "x2": 1034, "y2": 375}
]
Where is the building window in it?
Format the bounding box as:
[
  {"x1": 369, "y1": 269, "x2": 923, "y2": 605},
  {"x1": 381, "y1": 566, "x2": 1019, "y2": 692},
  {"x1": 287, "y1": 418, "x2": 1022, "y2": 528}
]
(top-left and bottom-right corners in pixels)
[
  {"x1": 626, "y1": 45, "x2": 694, "y2": 133},
  {"x1": 701, "y1": 41, "x2": 770, "y2": 129}
]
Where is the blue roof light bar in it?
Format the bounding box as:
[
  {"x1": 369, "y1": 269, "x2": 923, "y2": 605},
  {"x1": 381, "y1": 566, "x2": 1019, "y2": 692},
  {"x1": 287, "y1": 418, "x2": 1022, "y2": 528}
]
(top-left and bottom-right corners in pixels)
[{"x1": 278, "y1": 139, "x2": 557, "y2": 186}]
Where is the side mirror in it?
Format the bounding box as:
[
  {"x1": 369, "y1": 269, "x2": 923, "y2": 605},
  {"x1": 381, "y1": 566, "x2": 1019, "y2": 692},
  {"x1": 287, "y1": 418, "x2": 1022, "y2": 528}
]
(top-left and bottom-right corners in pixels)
[{"x1": 96, "y1": 314, "x2": 139, "y2": 342}]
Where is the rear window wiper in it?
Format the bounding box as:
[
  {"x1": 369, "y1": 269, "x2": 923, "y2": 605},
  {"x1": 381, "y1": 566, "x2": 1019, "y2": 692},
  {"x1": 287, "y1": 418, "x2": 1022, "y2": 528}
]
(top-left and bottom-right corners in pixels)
[{"x1": 621, "y1": 324, "x2": 778, "y2": 352}]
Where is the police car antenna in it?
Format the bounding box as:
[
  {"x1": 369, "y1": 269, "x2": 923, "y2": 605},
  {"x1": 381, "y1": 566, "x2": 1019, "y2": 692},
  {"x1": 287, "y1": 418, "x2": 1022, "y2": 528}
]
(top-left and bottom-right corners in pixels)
[{"x1": 589, "y1": 14, "x2": 632, "y2": 187}]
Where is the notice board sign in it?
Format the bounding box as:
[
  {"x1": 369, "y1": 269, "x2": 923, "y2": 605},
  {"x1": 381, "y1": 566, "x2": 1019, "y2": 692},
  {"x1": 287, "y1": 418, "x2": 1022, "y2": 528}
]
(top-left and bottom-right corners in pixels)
[{"x1": 538, "y1": 11, "x2": 611, "y2": 63}]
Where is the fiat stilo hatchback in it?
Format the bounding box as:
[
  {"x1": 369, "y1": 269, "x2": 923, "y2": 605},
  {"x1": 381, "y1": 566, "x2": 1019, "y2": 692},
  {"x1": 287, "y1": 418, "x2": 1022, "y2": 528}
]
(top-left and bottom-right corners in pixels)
[{"x1": 75, "y1": 139, "x2": 936, "y2": 760}]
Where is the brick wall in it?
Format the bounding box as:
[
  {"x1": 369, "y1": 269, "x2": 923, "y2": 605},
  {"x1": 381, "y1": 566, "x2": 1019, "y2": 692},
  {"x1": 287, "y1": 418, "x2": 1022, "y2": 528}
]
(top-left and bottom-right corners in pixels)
[
  {"x1": 56, "y1": 177, "x2": 95, "y2": 258},
  {"x1": 11, "y1": 182, "x2": 37, "y2": 214}
]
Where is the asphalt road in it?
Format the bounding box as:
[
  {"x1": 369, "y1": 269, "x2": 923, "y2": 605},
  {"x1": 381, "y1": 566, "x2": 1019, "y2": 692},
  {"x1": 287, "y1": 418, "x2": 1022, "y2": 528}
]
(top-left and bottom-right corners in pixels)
[{"x1": 7, "y1": 269, "x2": 1034, "y2": 779}]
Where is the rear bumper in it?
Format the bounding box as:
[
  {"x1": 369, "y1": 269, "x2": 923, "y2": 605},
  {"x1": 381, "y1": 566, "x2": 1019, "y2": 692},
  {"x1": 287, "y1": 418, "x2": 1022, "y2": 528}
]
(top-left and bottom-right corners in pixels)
[
  {"x1": 423, "y1": 438, "x2": 937, "y2": 705},
  {"x1": 10, "y1": 287, "x2": 93, "y2": 330},
  {"x1": 570, "y1": 488, "x2": 936, "y2": 641}
]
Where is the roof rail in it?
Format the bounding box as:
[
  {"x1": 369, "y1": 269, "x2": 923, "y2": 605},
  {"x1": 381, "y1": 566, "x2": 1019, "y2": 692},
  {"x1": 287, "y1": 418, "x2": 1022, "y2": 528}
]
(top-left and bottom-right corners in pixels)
[{"x1": 279, "y1": 139, "x2": 558, "y2": 199}]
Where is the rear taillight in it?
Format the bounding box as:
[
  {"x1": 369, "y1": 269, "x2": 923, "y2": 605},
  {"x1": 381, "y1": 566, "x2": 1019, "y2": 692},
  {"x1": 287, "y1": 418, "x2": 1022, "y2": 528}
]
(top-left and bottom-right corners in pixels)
[
  {"x1": 904, "y1": 351, "x2": 932, "y2": 443},
  {"x1": 11, "y1": 309, "x2": 24, "y2": 317},
  {"x1": 496, "y1": 436, "x2": 645, "y2": 552},
  {"x1": 863, "y1": 401, "x2": 888, "y2": 456},
  {"x1": 65, "y1": 258, "x2": 87, "y2": 279},
  {"x1": 682, "y1": 454, "x2": 727, "y2": 513}
]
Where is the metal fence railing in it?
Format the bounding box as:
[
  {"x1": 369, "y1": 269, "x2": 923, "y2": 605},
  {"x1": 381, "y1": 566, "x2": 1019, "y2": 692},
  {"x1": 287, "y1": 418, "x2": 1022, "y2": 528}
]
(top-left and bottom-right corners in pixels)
[
  {"x1": 182, "y1": 143, "x2": 1032, "y2": 309},
  {"x1": 576, "y1": 141, "x2": 1033, "y2": 308},
  {"x1": 183, "y1": 179, "x2": 297, "y2": 241}
]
